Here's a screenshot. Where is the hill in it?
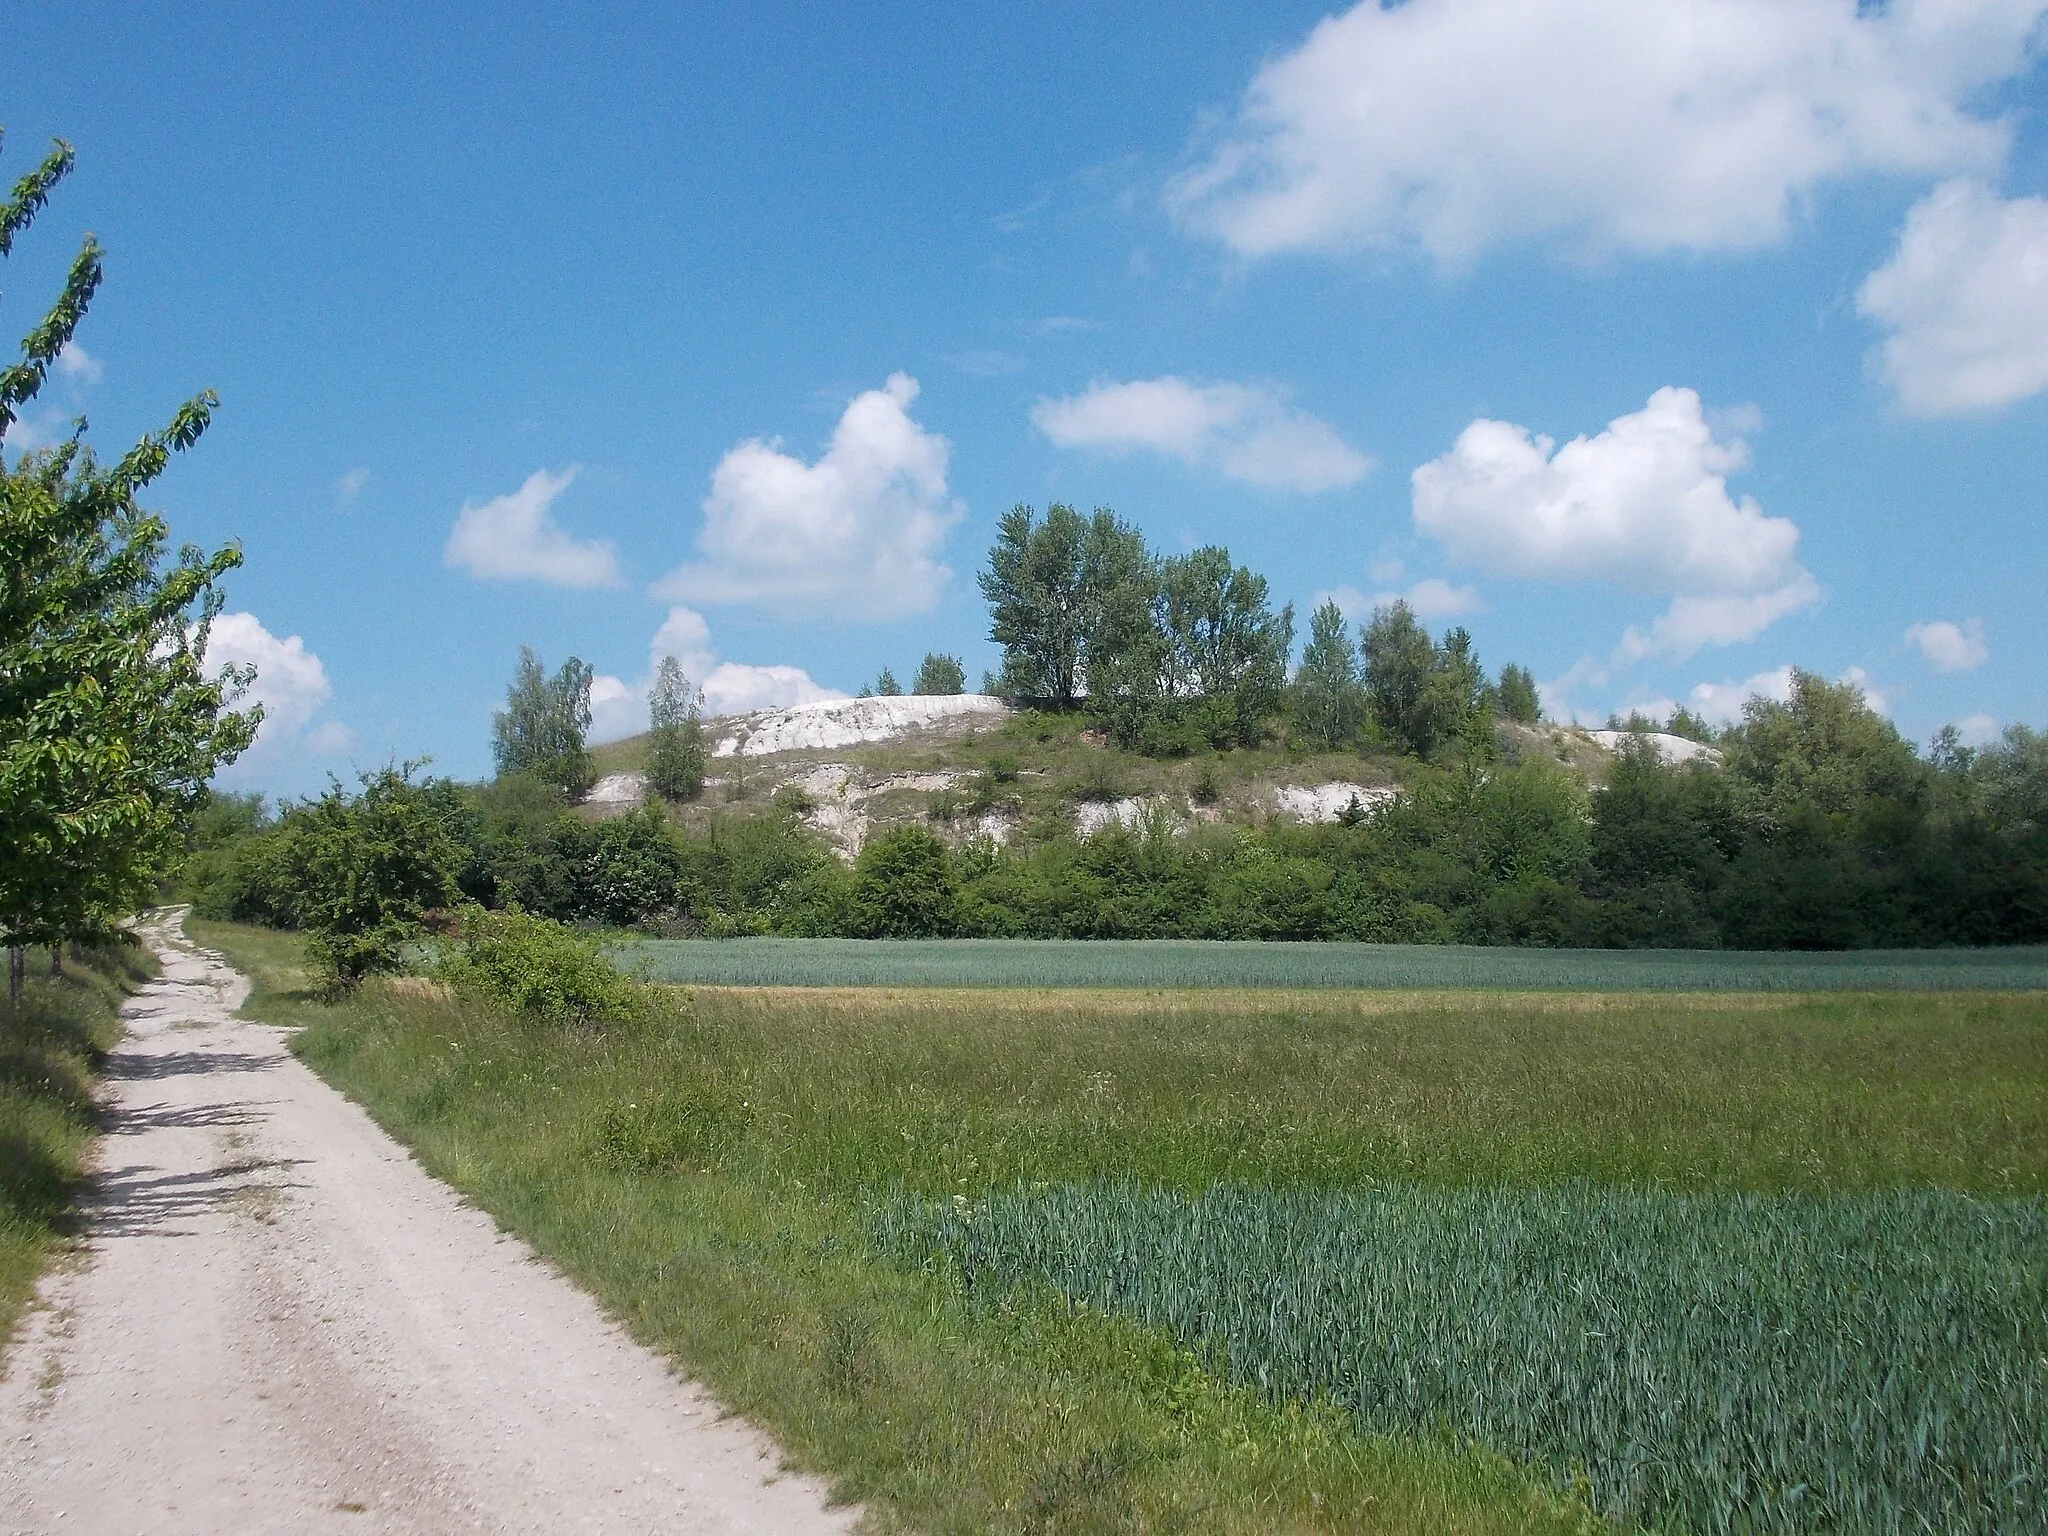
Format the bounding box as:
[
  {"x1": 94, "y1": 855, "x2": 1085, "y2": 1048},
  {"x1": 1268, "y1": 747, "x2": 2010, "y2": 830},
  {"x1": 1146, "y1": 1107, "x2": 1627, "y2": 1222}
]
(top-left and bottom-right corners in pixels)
[{"x1": 584, "y1": 694, "x2": 1679, "y2": 860}]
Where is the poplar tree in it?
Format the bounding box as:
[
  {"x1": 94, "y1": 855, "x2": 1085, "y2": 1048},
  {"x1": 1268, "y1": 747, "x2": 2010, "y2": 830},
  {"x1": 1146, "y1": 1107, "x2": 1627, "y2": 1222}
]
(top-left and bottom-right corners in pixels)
[
  {"x1": 1293, "y1": 599, "x2": 1364, "y2": 750},
  {"x1": 645, "y1": 656, "x2": 706, "y2": 802},
  {"x1": 492, "y1": 646, "x2": 594, "y2": 798},
  {"x1": 1, "y1": 134, "x2": 260, "y2": 999}
]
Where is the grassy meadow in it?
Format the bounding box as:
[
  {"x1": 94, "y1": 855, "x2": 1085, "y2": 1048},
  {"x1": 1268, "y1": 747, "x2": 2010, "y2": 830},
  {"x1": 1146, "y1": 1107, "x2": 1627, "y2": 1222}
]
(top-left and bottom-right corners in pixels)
[
  {"x1": 192, "y1": 915, "x2": 2048, "y2": 1533},
  {"x1": 621, "y1": 935, "x2": 2048, "y2": 991},
  {"x1": 0, "y1": 943, "x2": 152, "y2": 1355}
]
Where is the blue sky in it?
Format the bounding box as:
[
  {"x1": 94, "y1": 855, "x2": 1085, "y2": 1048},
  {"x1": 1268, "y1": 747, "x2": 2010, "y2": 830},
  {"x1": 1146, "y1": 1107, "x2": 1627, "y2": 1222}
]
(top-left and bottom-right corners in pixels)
[{"x1": 5, "y1": 1, "x2": 2045, "y2": 794}]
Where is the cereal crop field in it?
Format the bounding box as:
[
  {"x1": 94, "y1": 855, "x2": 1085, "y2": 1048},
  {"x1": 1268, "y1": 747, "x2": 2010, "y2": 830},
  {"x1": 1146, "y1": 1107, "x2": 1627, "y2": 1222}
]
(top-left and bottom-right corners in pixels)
[{"x1": 199, "y1": 918, "x2": 2048, "y2": 1534}]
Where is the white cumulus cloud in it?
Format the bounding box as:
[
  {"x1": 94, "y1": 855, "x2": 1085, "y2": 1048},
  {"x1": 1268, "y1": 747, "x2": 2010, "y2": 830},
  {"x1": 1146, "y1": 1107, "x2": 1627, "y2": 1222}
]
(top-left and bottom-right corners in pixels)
[
  {"x1": 1168, "y1": 0, "x2": 2043, "y2": 264},
  {"x1": 1411, "y1": 386, "x2": 1818, "y2": 658},
  {"x1": 201, "y1": 611, "x2": 344, "y2": 756},
  {"x1": 1327, "y1": 577, "x2": 1484, "y2": 621},
  {"x1": 1950, "y1": 712, "x2": 2001, "y2": 746},
  {"x1": 654, "y1": 374, "x2": 960, "y2": 621},
  {"x1": 1687, "y1": 664, "x2": 1797, "y2": 724},
  {"x1": 1906, "y1": 617, "x2": 1990, "y2": 670},
  {"x1": 586, "y1": 606, "x2": 847, "y2": 743},
  {"x1": 1033, "y1": 376, "x2": 1372, "y2": 492},
  {"x1": 700, "y1": 663, "x2": 846, "y2": 716},
  {"x1": 1858, "y1": 180, "x2": 2048, "y2": 415},
  {"x1": 444, "y1": 467, "x2": 624, "y2": 589}
]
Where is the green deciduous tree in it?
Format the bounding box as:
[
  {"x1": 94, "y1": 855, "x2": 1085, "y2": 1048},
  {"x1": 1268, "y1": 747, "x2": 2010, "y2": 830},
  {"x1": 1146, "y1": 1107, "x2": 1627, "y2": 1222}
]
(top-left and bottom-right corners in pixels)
[
  {"x1": 645, "y1": 656, "x2": 706, "y2": 802},
  {"x1": 982, "y1": 502, "x2": 1089, "y2": 706},
  {"x1": 1292, "y1": 600, "x2": 1364, "y2": 750},
  {"x1": 291, "y1": 765, "x2": 462, "y2": 991},
  {"x1": 850, "y1": 824, "x2": 958, "y2": 936},
  {"x1": 1360, "y1": 601, "x2": 1439, "y2": 756},
  {"x1": 492, "y1": 645, "x2": 594, "y2": 798},
  {"x1": 1, "y1": 134, "x2": 260, "y2": 998},
  {"x1": 1361, "y1": 603, "x2": 1490, "y2": 760},
  {"x1": 911, "y1": 652, "x2": 966, "y2": 695},
  {"x1": 1496, "y1": 662, "x2": 1542, "y2": 725}
]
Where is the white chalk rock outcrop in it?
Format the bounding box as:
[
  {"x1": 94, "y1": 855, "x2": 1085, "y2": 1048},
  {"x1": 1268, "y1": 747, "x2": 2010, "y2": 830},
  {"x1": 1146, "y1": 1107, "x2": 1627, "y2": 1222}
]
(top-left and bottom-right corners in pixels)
[
  {"x1": 585, "y1": 771, "x2": 648, "y2": 806},
  {"x1": 1270, "y1": 782, "x2": 1397, "y2": 823},
  {"x1": 1586, "y1": 730, "x2": 1723, "y2": 767},
  {"x1": 713, "y1": 694, "x2": 1010, "y2": 757}
]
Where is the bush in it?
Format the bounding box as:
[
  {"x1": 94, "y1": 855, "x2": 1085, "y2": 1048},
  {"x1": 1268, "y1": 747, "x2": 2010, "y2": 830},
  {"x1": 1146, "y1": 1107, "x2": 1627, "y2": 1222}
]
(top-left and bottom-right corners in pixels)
[
  {"x1": 437, "y1": 908, "x2": 648, "y2": 1027},
  {"x1": 296, "y1": 767, "x2": 464, "y2": 991},
  {"x1": 851, "y1": 826, "x2": 960, "y2": 937}
]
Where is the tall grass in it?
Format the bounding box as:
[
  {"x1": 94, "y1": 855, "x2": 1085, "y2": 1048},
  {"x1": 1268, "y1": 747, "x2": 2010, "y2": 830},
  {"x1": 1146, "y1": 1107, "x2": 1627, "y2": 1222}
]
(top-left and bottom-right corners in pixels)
[
  {"x1": 622, "y1": 936, "x2": 2048, "y2": 991},
  {"x1": 193, "y1": 916, "x2": 2048, "y2": 1533},
  {"x1": 877, "y1": 1181, "x2": 2048, "y2": 1534},
  {"x1": 0, "y1": 943, "x2": 151, "y2": 1350}
]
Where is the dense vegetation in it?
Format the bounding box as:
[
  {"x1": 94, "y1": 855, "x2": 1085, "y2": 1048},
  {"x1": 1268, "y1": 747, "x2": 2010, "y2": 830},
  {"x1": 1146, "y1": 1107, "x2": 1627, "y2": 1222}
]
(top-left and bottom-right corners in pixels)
[
  {"x1": 198, "y1": 916, "x2": 2048, "y2": 1533},
  {"x1": 0, "y1": 133, "x2": 256, "y2": 1001},
  {"x1": 879, "y1": 1183, "x2": 2044, "y2": 1533},
  {"x1": 187, "y1": 669, "x2": 2048, "y2": 958},
  {"x1": 0, "y1": 939, "x2": 152, "y2": 1342}
]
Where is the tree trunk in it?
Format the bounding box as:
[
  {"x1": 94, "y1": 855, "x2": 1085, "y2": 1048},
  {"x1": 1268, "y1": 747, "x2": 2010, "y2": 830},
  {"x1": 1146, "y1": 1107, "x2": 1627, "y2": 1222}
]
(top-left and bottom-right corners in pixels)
[
  {"x1": 49, "y1": 944, "x2": 64, "y2": 979},
  {"x1": 7, "y1": 946, "x2": 22, "y2": 1009}
]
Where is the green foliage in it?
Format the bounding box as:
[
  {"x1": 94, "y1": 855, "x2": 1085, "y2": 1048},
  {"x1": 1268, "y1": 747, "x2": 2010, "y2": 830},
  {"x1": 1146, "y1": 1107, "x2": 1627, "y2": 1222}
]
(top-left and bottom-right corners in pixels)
[
  {"x1": 645, "y1": 655, "x2": 706, "y2": 803},
  {"x1": 880, "y1": 1181, "x2": 2046, "y2": 1535},
  {"x1": 851, "y1": 825, "x2": 959, "y2": 937},
  {"x1": 436, "y1": 907, "x2": 647, "y2": 1027},
  {"x1": 1360, "y1": 600, "x2": 1441, "y2": 756},
  {"x1": 1496, "y1": 662, "x2": 1542, "y2": 725},
  {"x1": 292, "y1": 766, "x2": 463, "y2": 990},
  {"x1": 0, "y1": 133, "x2": 259, "y2": 960},
  {"x1": 1291, "y1": 600, "x2": 1363, "y2": 750},
  {"x1": 874, "y1": 664, "x2": 901, "y2": 697},
  {"x1": 187, "y1": 663, "x2": 2046, "y2": 952},
  {"x1": 912, "y1": 651, "x2": 966, "y2": 695},
  {"x1": 1361, "y1": 602, "x2": 1490, "y2": 760},
  {"x1": 251, "y1": 931, "x2": 2047, "y2": 1533},
  {"x1": 981, "y1": 502, "x2": 1089, "y2": 706},
  {"x1": 0, "y1": 937, "x2": 148, "y2": 1340},
  {"x1": 492, "y1": 644, "x2": 594, "y2": 798}
]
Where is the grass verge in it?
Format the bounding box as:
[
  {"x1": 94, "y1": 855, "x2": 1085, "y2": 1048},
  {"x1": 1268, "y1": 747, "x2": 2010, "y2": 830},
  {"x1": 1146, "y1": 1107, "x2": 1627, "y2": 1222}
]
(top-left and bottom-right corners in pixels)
[
  {"x1": 191, "y1": 916, "x2": 2048, "y2": 1532},
  {"x1": 0, "y1": 941, "x2": 153, "y2": 1356}
]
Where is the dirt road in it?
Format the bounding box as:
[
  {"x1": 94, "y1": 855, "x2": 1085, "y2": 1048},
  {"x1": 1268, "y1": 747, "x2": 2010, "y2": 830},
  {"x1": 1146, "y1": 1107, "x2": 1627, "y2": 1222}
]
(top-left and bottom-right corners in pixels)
[{"x1": 0, "y1": 912, "x2": 860, "y2": 1534}]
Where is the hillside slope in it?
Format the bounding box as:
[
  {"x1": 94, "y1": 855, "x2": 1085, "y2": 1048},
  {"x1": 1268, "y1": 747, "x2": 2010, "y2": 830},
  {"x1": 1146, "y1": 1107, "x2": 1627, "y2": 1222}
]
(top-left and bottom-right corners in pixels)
[{"x1": 587, "y1": 696, "x2": 1677, "y2": 859}]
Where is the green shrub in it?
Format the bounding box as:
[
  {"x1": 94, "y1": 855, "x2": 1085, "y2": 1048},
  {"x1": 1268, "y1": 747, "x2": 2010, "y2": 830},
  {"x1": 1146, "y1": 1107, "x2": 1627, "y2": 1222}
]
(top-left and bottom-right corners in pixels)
[
  {"x1": 851, "y1": 826, "x2": 959, "y2": 937},
  {"x1": 296, "y1": 767, "x2": 464, "y2": 991},
  {"x1": 437, "y1": 908, "x2": 648, "y2": 1027}
]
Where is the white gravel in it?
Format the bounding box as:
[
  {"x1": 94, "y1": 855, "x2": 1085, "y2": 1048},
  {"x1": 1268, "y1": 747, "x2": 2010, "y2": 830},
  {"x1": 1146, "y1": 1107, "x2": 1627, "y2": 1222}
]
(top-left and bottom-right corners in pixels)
[
  {"x1": 0, "y1": 911, "x2": 859, "y2": 1536},
  {"x1": 713, "y1": 695, "x2": 1008, "y2": 757}
]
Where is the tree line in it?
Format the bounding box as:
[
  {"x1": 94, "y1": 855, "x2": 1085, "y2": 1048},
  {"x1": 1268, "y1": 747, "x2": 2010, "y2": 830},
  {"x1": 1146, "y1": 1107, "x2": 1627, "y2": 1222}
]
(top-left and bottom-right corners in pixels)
[
  {"x1": 181, "y1": 494, "x2": 2048, "y2": 975},
  {"x1": 981, "y1": 502, "x2": 1541, "y2": 757},
  {"x1": 1, "y1": 136, "x2": 256, "y2": 1002},
  {"x1": 187, "y1": 669, "x2": 2048, "y2": 974}
]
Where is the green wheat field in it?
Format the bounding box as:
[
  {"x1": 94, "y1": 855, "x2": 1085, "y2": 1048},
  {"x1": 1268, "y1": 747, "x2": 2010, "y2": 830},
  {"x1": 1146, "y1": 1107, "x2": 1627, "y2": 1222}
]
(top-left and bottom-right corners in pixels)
[{"x1": 620, "y1": 936, "x2": 2048, "y2": 990}]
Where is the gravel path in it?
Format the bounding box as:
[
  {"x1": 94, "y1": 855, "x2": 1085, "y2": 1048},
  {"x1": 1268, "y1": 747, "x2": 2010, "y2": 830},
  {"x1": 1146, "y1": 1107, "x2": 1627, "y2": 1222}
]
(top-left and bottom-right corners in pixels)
[{"x1": 0, "y1": 911, "x2": 860, "y2": 1534}]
